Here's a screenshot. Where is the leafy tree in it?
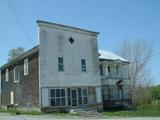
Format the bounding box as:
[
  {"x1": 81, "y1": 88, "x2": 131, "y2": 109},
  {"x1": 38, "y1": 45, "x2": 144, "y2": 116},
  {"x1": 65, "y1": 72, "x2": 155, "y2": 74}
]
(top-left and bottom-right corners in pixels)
[{"x1": 8, "y1": 47, "x2": 24, "y2": 61}]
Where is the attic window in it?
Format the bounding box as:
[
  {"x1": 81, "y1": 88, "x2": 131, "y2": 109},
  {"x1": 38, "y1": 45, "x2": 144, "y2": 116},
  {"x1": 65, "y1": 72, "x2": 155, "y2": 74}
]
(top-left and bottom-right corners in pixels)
[{"x1": 68, "y1": 37, "x2": 74, "y2": 44}]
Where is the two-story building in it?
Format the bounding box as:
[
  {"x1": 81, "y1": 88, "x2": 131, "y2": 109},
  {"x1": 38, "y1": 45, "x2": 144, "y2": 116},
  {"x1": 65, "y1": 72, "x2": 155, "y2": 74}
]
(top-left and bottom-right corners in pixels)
[
  {"x1": 99, "y1": 50, "x2": 132, "y2": 109},
  {"x1": 0, "y1": 20, "x2": 131, "y2": 112}
]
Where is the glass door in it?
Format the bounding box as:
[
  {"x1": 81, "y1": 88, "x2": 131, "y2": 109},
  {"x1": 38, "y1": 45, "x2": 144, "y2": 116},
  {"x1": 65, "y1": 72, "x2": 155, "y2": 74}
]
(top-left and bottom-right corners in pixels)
[{"x1": 71, "y1": 89, "x2": 78, "y2": 106}]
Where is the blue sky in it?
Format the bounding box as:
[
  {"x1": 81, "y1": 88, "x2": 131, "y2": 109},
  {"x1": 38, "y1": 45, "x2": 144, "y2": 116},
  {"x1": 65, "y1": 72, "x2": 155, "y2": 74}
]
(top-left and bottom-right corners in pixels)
[{"x1": 0, "y1": 0, "x2": 159, "y2": 84}]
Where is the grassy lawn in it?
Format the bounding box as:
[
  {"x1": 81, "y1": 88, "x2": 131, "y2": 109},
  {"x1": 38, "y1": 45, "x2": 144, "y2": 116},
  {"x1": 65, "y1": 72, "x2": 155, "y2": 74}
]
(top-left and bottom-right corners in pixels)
[{"x1": 102, "y1": 104, "x2": 160, "y2": 117}]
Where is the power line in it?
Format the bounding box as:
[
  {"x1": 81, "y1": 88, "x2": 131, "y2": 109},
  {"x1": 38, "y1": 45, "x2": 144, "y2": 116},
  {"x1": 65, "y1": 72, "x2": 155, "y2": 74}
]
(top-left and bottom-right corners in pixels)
[{"x1": 6, "y1": 0, "x2": 35, "y2": 46}]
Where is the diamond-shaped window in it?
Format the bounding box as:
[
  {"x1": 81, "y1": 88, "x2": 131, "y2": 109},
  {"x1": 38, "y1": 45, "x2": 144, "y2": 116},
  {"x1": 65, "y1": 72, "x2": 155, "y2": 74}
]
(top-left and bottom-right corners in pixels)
[{"x1": 68, "y1": 37, "x2": 74, "y2": 44}]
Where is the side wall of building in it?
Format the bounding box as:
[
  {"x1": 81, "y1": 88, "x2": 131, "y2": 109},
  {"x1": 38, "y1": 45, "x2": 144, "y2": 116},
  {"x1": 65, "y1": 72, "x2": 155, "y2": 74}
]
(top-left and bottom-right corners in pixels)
[{"x1": 1, "y1": 52, "x2": 39, "y2": 109}]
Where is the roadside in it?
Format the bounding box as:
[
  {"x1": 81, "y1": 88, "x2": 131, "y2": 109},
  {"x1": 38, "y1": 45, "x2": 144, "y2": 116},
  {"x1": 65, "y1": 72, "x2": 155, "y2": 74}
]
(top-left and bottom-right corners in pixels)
[{"x1": 0, "y1": 113, "x2": 160, "y2": 120}]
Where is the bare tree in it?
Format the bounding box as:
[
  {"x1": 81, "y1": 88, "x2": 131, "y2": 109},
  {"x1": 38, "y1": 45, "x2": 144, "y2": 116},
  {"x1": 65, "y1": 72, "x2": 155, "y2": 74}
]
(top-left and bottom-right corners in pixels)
[
  {"x1": 117, "y1": 39, "x2": 153, "y2": 104},
  {"x1": 8, "y1": 47, "x2": 24, "y2": 61}
]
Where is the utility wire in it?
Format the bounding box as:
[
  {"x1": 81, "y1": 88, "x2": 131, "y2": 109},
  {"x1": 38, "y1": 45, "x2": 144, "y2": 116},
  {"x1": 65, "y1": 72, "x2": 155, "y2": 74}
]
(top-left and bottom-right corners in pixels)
[{"x1": 6, "y1": 0, "x2": 35, "y2": 46}]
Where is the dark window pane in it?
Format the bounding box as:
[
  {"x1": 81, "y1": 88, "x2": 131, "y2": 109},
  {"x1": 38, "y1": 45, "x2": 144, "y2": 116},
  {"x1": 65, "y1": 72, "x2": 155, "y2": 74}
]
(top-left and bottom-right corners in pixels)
[
  {"x1": 58, "y1": 65, "x2": 64, "y2": 71},
  {"x1": 81, "y1": 59, "x2": 86, "y2": 72},
  {"x1": 78, "y1": 88, "x2": 81, "y2": 96},
  {"x1": 56, "y1": 98, "x2": 61, "y2": 106},
  {"x1": 50, "y1": 89, "x2": 55, "y2": 97},
  {"x1": 81, "y1": 59, "x2": 86, "y2": 65},
  {"x1": 83, "y1": 89, "x2": 87, "y2": 96},
  {"x1": 116, "y1": 65, "x2": 119, "y2": 74},
  {"x1": 61, "y1": 89, "x2": 65, "y2": 97},
  {"x1": 67, "y1": 88, "x2": 71, "y2": 105},
  {"x1": 58, "y1": 57, "x2": 63, "y2": 63},
  {"x1": 79, "y1": 97, "x2": 82, "y2": 104},
  {"x1": 61, "y1": 98, "x2": 66, "y2": 106},
  {"x1": 108, "y1": 66, "x2": 111, "y2": 72},
  {"x1": 83, "y1": 97, "x2": 88, "y2": 104},
  {"x1": 100, "y1": 65, "x2": 103, "y2": 76},
  {"x1": 51, "y1": 98, "x2": 55, "y2": 106},
  {"x1": 58, "y1": 57, "x2": 64, "y2": 71},
  {"x1": 68, "y1": 37, "x2": 75, "y2": 44},
  {"x1": 68, "y1": 98, "x2": 71, "y2": 105},
  {"x1": 72, "y1": 99, "x2": 77, "y2": 106},
  {"x1": 72, "y1": 90, "x2": 77, "y2": 99},
  {"x1": 78, "y1": 88, "x2": 82, "y2": 104},
  {"x1": 82, "y1": 66, "x2": 86, "y2": 72},
  {"x1": 67, "y1": 88, "x2": 70, "y2": 96},
  {"x1": 56, "y1": 89, "x2": 60, "y2": 97}
]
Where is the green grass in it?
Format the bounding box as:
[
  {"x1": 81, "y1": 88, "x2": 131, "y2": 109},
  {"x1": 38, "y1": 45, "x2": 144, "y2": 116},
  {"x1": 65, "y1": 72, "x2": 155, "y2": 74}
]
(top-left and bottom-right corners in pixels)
[
  {"x1": 102, "y1": 104, "x2": 160, "y2": 117},
  {"x1": 0, "y1": 108, "x2": 42, "y2": 115},
  {"x1": 0, "y1": 108, "x2": 79, "y2": 119}
]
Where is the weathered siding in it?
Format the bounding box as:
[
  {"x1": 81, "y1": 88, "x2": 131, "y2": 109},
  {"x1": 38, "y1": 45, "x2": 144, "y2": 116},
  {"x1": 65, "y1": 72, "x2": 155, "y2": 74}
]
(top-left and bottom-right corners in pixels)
[
  {"x1": 1, "y1": 52, "x2": 39, "y2": 107},
  {"x1": 38, "y1": 23, "x2": 101, "y2": 87},
  {"x1": 38, "y1": 21, "x2": 102, "y2": 109}
]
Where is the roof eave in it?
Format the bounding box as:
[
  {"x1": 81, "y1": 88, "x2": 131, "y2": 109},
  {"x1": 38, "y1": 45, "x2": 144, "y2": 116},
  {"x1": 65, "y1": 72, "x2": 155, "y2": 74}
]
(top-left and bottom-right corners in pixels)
[{"x1": 0, "y1": 45, "x2": 39, "y2": 70}]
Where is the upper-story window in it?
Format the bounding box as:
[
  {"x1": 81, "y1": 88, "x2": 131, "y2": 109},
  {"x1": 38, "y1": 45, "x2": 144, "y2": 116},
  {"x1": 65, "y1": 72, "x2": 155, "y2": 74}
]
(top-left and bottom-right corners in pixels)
[
  {"x1": 81, "y1": 59, "x2": 86, "y2": 72},
  {"x1": 24, "y1": 58, "x2": 28, "y2": 76},
  {"x1": 14, "y1": 66, "x2": 20, "y2": 83},
  {"x1": 108, "y1": 66, "x2": 111, "y2": 73},
  {"x1": 100, "y1": 65, "x2": 103, "y2": 76},
  {"x1": 5, "y1": 68, "x2": 9, "y2": 82},
  {"x1": 58, "y1": 57, "x2": 64, "y2": 71},
  {"x1": 116, "y1": 65, "x2": 119, "y2": 75}
]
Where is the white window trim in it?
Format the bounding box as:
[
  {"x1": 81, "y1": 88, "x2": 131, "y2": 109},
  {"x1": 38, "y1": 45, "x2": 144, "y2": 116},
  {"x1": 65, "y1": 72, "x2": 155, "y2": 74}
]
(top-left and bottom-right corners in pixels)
[
  {"x1": 5, "y1": 68, "x2": 9, "y2": 82},
  {"x1": 24, "y1": 58, "x2": 28, "y2": 76},
  {"x1": 14, "y1": 66, "x2": 20, "y2": 83},
  {"x1": 50, "y1": 88, "x2": 66, "y2": 107}
]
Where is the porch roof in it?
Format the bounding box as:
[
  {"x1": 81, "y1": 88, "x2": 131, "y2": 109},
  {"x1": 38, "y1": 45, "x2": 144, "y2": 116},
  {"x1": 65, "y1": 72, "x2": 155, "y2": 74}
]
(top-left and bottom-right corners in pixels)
[{"x1": 99, "y1": 50, "x2": 129, "y2": 63}]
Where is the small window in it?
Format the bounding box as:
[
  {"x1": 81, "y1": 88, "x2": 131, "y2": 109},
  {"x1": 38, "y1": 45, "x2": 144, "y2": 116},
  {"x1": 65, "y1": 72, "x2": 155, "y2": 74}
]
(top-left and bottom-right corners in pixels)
[
  {"x1": 116, "y1": 65, "x2": 119, "y2": 75},
  {"x1": 5, "y1": 68, "x2": 9, "y2": 82},
  {"x1": 108, "y1": 66, "x2": 111, "y2": 73},
  {"x1": 24, "y1": 58, "x2": 28, "y2": 76},
  {"x1": 99, "y1": 65, "x2": 103, "y2": 76},
  {"x1": 14, "y1": 66, "x2": 20, "y2": 83},
  {"x1": 58, "y1": 57, "x2": 64, "y2": 71},
  {"x1": 81, "y1": 59, "x2": 86, "y2": 72}
]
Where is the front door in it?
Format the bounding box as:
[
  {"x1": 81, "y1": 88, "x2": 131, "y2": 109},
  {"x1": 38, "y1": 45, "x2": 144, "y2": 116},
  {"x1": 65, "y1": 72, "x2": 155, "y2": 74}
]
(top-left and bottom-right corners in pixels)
[{"x1": 71, "y1": 89, "x2": 78, "y2": 106}]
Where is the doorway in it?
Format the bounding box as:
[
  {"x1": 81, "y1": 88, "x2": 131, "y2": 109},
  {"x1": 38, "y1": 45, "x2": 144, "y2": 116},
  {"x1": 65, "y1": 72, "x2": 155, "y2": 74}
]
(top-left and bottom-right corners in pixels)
[{"x1": 71, "y1": 89, "x2": 78, "y2": 106}]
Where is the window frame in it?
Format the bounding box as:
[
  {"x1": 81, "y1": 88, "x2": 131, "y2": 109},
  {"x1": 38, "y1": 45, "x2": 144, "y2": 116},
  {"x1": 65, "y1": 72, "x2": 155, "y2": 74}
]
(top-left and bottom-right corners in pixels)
[
  {"x1": 82, "y1": 88, "x2": 88, "y2": 104},
  {"x1": 24, "y1": 58, "x2": 28, "y2": 76},
  {"x1": 81, "y1": 59, "x2": 87, "y2": 72},
  {"x1": 5, "y1": 68, "x2": 9, "y2": 82},
  {"x1": 99, "y1": 65, "x2": 103, "y2": 76},
  {"x1": 50, "y1": 88, "x2": 66, "y2": 107},
  {"x1": 58, "y1": 57, "x2": 64, "y2": 71},
  {"x1": 14, "y1": 66, "x2": 20, "y2": 83}
]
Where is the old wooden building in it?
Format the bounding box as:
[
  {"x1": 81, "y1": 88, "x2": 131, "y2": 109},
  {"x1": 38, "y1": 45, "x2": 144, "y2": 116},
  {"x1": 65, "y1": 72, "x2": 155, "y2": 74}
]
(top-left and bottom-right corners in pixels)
[{"x1": 0, "y1": 20, "x2": 131, "y2": 111}]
